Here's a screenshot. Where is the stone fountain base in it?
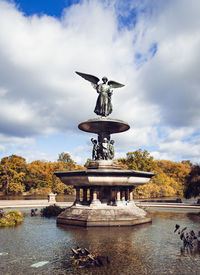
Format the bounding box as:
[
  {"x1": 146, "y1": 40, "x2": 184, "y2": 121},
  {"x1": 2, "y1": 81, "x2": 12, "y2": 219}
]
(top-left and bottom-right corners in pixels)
[
  {"x1": 57, "y1": 201, "x2": 151, "y2": 227},
  {"x1": 55, "y1": 160, "x2": 154, "y2": 227}
]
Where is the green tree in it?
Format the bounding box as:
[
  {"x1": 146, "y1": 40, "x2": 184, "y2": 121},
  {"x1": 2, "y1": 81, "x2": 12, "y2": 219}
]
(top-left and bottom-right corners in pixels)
[
  {"x1": 51, "y1": 174, "x2": 73, "y2": 195},
  {"x1": 118, "y1": 149, "x2": 157, "y2": 172},
  {"x1": 57, "y1": 152, "x2": 75, "y2": 168}
]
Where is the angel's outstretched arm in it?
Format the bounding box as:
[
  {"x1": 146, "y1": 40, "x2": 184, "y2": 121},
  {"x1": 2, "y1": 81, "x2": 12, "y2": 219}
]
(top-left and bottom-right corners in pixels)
[{"x1": 91, "y1": 83, "x2": 98, "y2": 90}]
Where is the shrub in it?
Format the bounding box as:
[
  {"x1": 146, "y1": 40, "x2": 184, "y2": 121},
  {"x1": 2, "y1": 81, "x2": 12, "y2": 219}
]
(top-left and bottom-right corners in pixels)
[
  {"x1": 0, "y1": 210, "x2": 23, "y2": 227},
  {"x1": 40, "y1": 204, "x2": 65, "y2": 217}
]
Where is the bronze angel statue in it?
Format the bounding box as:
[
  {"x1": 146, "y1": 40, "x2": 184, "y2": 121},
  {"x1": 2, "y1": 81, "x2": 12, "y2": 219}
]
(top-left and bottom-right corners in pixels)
[{"x1": 75, "y1": 71, "x2": 125, "y2": 117}]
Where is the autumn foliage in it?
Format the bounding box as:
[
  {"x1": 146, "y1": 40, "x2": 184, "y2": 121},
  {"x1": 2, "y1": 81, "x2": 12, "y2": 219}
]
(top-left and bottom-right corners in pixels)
[
  {"x1": 117, "y1": 149, "x2": 193, "y2": 198},
  {"x1": 0, "y1": 150, "x2": 198, "y2": 198},
  {"x1": 0, "y1": 153, "x2": 84, "y2": 195}
]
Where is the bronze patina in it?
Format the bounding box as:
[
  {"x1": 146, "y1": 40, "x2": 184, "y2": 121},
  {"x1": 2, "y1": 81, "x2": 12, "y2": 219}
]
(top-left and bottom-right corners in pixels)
[
  {"x1": 55, "y1": 71, "x2": 154, "y2": 227},
  {"x1": 76, "y1": 71, "x2": 125, "y2": 160},
  {"x1": 75, "y1": 71, "x2": 124, "y2": 117}
]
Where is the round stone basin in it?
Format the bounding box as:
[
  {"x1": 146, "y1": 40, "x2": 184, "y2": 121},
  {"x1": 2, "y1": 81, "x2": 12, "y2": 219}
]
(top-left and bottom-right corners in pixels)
[
  {"x1": 78, "y1": 117, "x2": 130, "y2": 134},
  {"x1": 54, "y1": 169, "x2": 154, "y2": 187}
]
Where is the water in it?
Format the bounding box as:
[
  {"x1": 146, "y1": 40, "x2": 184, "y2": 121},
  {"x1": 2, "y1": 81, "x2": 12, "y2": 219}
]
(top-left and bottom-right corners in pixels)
[{"x1": 0, "y1": 209, "x2": 200, "y2": 274}]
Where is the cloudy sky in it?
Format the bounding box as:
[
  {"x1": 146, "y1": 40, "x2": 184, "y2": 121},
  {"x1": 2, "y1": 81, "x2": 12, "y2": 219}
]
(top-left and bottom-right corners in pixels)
[{"x1": 0, "y1": 0, "x2": 200, "y2": 164}]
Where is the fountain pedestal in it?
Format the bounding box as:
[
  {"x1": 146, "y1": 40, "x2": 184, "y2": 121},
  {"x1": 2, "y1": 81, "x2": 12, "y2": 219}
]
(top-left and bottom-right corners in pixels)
[
  {"x1": 55, "y1": 159, "x2": 154, "y2": 226},
  {"x1": 55, "y1": 117, "x2": 154, "y2": 226}
]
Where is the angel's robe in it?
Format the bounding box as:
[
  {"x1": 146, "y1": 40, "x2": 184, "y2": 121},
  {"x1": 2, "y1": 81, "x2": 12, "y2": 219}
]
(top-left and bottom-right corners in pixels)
[{"x1": 94, "y1": 83, "x2": 112, "y2": 117}]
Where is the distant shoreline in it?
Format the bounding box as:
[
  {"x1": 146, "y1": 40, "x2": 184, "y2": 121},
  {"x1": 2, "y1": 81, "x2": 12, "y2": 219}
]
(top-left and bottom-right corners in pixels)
[
  {"x1": 1, "y1": 199, "x2": 200, "y2": 210},
  {"x1": 0, "y1": 200, "x2": 73, "y2": 209}
]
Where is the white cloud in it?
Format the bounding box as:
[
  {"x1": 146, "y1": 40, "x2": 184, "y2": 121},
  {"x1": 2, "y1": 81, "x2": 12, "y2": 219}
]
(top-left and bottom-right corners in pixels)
[
  {"x1": 135, "y1": 0, "x2": 200, "y2": 129},
  {"x1": 15, "y1": 150, "x2": 53, "y2": 163},
  {"x1": 0, "y1": 0, "x2": 200, "y2": 164}
]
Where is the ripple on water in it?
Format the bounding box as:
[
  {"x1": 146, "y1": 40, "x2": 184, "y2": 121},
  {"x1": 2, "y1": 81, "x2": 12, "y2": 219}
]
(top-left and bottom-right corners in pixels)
[{"x1": 0, "y1": 210, "x2": 200, "y2": 274}]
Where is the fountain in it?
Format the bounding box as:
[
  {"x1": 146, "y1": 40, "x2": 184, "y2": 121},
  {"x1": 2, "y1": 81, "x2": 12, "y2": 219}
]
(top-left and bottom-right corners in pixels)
[{"x1": 55, "y1": 72, "x2": 154, "y2": 226}]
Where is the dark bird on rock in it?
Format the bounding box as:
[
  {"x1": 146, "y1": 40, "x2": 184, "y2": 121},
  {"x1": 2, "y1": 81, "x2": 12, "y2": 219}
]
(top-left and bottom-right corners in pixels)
[
  {"x1": 180, "y1": 232, "x2": 185, "y2": 240},
  {"x1": 181, "y1": 227, "x2": 187, "y2": 233},
  {"x1": 174, "y1": 224, "x2": 180, "y2": 233}
]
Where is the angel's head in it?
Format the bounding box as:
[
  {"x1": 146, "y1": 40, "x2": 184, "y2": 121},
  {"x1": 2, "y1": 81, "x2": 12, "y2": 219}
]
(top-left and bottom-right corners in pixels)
[{"x1": 102, "y1": 76, "x2": 108, "y2": 83}]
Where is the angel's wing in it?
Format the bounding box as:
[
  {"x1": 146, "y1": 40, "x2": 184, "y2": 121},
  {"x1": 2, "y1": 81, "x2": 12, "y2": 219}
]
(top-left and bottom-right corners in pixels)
[
  {"x1": 75, "y1": 71, "x2": 100, "y2": 85},
  {"x1": 107, "y1": 80, "x2": 125, "y2": 89}
]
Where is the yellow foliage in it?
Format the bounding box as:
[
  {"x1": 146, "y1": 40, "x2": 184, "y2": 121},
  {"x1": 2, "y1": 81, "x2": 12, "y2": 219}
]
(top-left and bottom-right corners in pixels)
[{"x1": 118, "y1": 149, "x2": 192, "y2": 198}]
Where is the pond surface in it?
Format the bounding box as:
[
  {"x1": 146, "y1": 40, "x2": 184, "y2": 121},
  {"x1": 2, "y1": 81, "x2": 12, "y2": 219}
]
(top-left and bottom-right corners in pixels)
[{"x1": 0, "y1": 208, "x2": 200, "y2": 275}]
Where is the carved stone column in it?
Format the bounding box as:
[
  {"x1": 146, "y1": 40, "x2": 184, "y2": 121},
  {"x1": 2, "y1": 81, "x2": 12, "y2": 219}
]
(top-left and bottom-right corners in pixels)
[
  {"x1": 89, "y1": 188, "x2": 93, "y2": 203},
  {"x1": 110, "y1": 188, "x2": 116, "y2": 205},
  {"x1": 90, "y1": 187, "x2": 101, "y2": 206},
  {"x1": 74, "y1": 187, "x2": 81, "y2": 205},
  {"x1": 93, "y1": 189, "x2": 97, "y2": 201},
  {"x1": 116, "y1": 188, "x2": 121, "y2": 201},
  {"x1": 125, "y1": 188, "x2": 129, "y2": 201},
  {"x1": 116, "y1": 188, "x2": 123, "y2": 205},
  {"x1": 121, "y1": 189, "x2": 125, "y2": 202},
  {"x1": 128, "y1": 187, "x2": 135, "y2": 205},
  {"x1": 83, "y1": 187, "x2": 88, "y2": 204},
  {"x1": 129, "y1": 187, "x2": 133, "y2": 201}
]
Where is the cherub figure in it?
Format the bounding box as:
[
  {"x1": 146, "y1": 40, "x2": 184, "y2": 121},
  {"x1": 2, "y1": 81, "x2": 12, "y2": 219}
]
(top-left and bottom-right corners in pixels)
[
  {"x1": 102, "y1": 137, "x2": 109, "y2": 160},
  {"x1": 109, "y1": 140, "x2": 115, "y2": 159},
  {"x1": 76, "y1": 71, "x2": 125, "y2": 117},
  {"x1": 91, "y1": 138, "x2": 99, "y2": 160}
]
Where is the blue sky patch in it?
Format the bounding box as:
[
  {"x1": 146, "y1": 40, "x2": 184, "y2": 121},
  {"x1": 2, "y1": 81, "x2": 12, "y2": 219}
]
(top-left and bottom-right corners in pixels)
[
  {"x1": 11, "y1": 0, "x2": 80, "y2": 17},
  {"x1": 134, "y1": 42, "x2": 158, "y2": 69},
  {"x1": 149, "y1": 42, "x2": 158, "y2": 57},
  {"x1": 117, "y1": 7, "x2": 138, "y2": 30}
]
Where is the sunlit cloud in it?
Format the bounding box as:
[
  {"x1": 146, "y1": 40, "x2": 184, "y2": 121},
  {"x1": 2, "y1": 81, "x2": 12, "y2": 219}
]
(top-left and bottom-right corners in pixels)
[{"x1": 0, "y1": 0, "x2": 200, "y2": 163}]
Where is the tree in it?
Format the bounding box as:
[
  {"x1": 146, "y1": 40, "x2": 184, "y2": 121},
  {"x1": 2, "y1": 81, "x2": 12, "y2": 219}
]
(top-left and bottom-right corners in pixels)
[
  {"x1": 25, "y1": 160, "x2": 54, "y2": 194},
  {"x1": 184, "y1": 165, "x2": 200, "y2": 198},
  {"x1": 0, "y1": 155, "x2": 26, "y2": 194},
  {"x1": 156, "y1": 160, "x2": 191, "y2": 196},
  {"x1": 118, "y1": 149, "x2": 157, "y2": 172},
  {"x1": 51, "y1": 174, "x2": 73, "y2": 194},
  {"x1": 117, "y1": 149, "x2": 192, "y2": 198},
  {"x1": 52, "y1": 153, "x2": 84, "y2": 194},
  {"x1": 52, "y1": 160, "x2": 75, "y2": 194},
  {"x1": 58, "y1": 152, "x2": 75, "y2": 167}
]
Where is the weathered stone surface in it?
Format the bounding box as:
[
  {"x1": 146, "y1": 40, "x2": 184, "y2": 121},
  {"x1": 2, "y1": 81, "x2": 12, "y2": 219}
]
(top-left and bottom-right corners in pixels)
[
  {"x1": 56, "y1": 160, "x2": 154, "y2": 227},
  {"x1": 55, "y1": 168, "x2": 154, "y2": 187},
  {"x1": 87, "y1": 160, "x2": 121, "y2": 169},
  {"x1": 57, "y1": 203, "x2": 151, "y2": 227},
  {"x1": 78, "y1": 117, "x2": 130, "y2": 134}
]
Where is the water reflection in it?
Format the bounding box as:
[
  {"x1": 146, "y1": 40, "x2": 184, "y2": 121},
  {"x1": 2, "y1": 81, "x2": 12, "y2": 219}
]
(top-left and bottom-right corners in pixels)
[
  {"x1": 187, "y1": 212, "x2": 200, "y2": 223},
  {"x1": 0, "y1": 210, "x2": 200, "y2": 274}
]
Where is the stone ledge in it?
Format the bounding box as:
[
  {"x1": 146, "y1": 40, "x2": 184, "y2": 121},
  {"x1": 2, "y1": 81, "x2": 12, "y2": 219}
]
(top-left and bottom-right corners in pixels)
[
  {"x1": 78, "y1": 117, "x2": 130, "y2": 134},
  {"x1": 57, "y1": 216, "x2": 152, "y2": 227},
  {"x1": 56, "y1": 204, "x2": 151, "y2": 227},
  {"x1": 87, "y1": 160, "x2": 121, "y2": 170}
]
